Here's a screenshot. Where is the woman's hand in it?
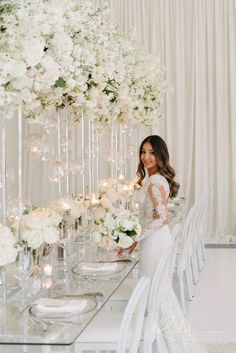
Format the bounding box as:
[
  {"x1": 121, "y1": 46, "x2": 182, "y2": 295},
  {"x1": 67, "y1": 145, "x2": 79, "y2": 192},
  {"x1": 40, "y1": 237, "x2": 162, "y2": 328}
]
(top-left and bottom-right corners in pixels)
[{"x1": 117, "y1": 241, "x2": 138, "y2": 256}]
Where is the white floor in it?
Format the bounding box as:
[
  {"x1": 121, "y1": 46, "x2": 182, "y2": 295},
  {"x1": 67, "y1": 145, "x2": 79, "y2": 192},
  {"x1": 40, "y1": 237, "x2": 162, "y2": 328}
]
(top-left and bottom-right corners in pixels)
[{"x1": 186, "y1": 248, "x2": 236, "y2": 352}]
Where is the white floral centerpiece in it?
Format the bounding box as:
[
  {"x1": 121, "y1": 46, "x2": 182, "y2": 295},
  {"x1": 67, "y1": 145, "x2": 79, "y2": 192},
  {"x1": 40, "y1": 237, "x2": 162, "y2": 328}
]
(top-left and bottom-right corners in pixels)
[
  {"x1": 49, "y1": 196, "x2": 88, "y2": 226},
  {"x1": 0, "y1": 225, "x2": 18, "y2": 266},
  {"x1": 92, "y1": 208, "x2": 141, "y2": 250},
  {"x1": 13, "y1": 208, "x2": 62, "y2": 250},
  {"x1": 98, "y1": 177, "x2": 137, "y2": 209}
]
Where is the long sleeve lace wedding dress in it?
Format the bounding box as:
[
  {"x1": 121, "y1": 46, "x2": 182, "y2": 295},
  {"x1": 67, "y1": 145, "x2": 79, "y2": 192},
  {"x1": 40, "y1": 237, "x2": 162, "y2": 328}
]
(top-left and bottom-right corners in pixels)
[{"x1": 138, "y1": 173, "x2": 206, "y2": 353}]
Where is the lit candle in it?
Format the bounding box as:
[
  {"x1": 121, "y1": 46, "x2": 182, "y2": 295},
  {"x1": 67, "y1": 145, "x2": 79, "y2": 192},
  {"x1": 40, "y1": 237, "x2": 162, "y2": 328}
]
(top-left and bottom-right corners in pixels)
[
  {"x1": 91, "y1": 194, "x2": 99, "y2": 206},
  {"x1": 62, "y1": 202, "x2": 71, "y2": 211},
  {"x1": 118, "y1": 174, "x2": 125, "y2": 181},
  {"x1": 134, "y1": 203, "x2": 139, "y2": 210},
  {"x1": 43, "y1": 264, "x2": 52, "y2": 277},
  {"x1": 8, "y1": 214, "x2": 19, "y2": 223},
  {"x1": 43, "y1": 277, "x2": 52, "y2": 290},
  {"x1": 128, "y1": 184, "x2": 133, "y2": 196},
  {"x1": 103, "y1": 181, "x2": 108, "y2": 187},
  {"x1": 123, "y1": 185, "x2": 129, "y2": 192}
]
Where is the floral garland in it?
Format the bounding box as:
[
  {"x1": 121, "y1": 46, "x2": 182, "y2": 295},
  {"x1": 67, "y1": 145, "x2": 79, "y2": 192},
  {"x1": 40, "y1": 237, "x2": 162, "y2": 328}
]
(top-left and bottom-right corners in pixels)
[{"x1": 0, "y1": 0, "x2": 166, "y2": 127}]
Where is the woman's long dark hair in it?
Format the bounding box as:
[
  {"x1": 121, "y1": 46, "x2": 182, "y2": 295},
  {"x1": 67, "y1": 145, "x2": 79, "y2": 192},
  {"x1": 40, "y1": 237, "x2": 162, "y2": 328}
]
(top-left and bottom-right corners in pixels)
[{"x1": 137, "y1": 135, "x2": 180, "y2": 198}]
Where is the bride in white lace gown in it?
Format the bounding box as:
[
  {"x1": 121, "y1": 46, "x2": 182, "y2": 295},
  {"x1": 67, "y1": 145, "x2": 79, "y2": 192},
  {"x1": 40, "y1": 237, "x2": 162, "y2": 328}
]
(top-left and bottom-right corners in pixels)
[{"x1": 119, "y1": 135, "x2": 206, "y2": 353}]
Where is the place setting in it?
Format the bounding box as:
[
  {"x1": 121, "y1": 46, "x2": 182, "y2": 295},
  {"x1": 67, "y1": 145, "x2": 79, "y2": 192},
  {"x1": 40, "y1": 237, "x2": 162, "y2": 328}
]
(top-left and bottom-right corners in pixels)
[
  {"x1": 29, "y1": 296, "x2": 97, "y2": 324},
  {"x1": 72, "y1": 261, "x2": 126, "y2": 279}
]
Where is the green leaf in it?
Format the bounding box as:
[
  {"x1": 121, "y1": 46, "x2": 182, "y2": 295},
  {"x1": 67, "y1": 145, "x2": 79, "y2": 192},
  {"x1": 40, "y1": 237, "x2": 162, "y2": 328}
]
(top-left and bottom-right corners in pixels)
[
  {"x1": 126, "y1": 229, "x2": 136, "y2": 237},
  {"x1": 55, "y1": 77, "x2": 66, "y2": 88}
]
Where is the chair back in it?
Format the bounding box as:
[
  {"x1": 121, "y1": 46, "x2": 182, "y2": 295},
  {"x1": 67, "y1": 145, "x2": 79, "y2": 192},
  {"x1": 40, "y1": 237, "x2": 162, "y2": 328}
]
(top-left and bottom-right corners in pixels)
[
  {"x1": 118, "y1": 276, "x2": 150, "y2": 353},
  {"x1": 178, "y1": 205, "x2": 196, "y2": 273},
  {"x1": 185, "y1": 194, "x2": 208, "y2": 253},
  {"x1": 143, "y1": 247, "x2": 171, "y2": 348},
  {"x1": 169, "y1": 224, "x2": 181, "y2": 280},
  {"x1": 178, "y1": 193, "x2": 208, "y2": 274}
]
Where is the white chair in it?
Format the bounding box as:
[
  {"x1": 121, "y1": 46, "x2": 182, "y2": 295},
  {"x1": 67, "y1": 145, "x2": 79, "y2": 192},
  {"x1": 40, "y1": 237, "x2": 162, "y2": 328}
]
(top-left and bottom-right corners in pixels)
[
  {"x1": 175, "y1": 206, "x2": 196, "y2": 312},
  {"x1": 174, "y1": 194, "x2": 208, "y2": 312},
  {"x1": 107, "y1": 246, "x2": 173, "y2": 353},
  {"x1": 169, "y1": 224, "x2": 182, "y2": 281},
  {"x1": 195, "y1": 194, "x2": 208, "y2": 271},
  {"x1": 75, "y1": 276, "x2": 150, "y2": 353},
  {"x1": 187, "y1": 194, "x2": 208, "y2": 284},
  {"x1": 141, "y1": 247, "x2": 171, "y2": 353}
]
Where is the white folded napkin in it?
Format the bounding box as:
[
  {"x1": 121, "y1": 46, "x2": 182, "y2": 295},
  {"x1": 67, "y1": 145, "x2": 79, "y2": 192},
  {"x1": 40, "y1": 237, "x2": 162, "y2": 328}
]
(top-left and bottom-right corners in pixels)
[
  {"x1": 34, "y1": 298, "x2": 87, "y2": 314},
  {"x1": 81, "y1": 262, "x2": 118, "y2": 273}
]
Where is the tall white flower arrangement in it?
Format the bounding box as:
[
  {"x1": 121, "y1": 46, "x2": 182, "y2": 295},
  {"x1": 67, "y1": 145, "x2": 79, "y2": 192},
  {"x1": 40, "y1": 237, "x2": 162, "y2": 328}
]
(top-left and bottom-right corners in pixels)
[{"x1": 0, "y1": 0, "x2": 166, "y2": 127}]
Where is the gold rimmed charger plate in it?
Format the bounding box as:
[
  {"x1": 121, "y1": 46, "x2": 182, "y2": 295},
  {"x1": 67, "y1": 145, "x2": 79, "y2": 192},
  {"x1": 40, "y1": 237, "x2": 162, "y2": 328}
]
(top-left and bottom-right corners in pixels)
[{"x1": 72, "y1": 262, "x2": 126, "y2": 278}]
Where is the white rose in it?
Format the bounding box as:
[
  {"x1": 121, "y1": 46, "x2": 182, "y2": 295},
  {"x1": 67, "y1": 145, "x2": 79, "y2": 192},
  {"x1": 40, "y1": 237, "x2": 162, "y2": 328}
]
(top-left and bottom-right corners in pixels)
[
  {"x1": 22, "y1": 39, "x2": 45, "y2": 67},
  {"x1": 0, "y1": 226, "x2": 15, "y2": 246},
  {"x1": 72, "y1": 45, "x2": 81, "y2": 59},
  {"x1": 44, "y1": 227, "x2": 59, "y2": 244},
  {"x1": 48, "y1": 211, "x2": 63, "y2": 226},
  {"x1": 40, "y1": 56, "x2": 60, "y2": 80},
  {"x1": 50, "y1": 32, "x2": 72, "y2": 58},
  {"x1": 103, "y1": 213, "x2": 116, "y2": 232},
  {"x1": 12, "y1": 76, "x2": 34, "y2": 90},
  {"x1": 23, "y1": 214, "x2": 49, "y2": 229},
  {"x1": 100, "y1": 235, "x2": 116, "y2": 250},
  {"x1": 70, "y1": 205, "x2": 82, "y2": 219},
  {"x1": 118, "y1": 234, "x2": 134, "y2": 249},
  {"x1": 5, "y1": 60, "x2": 27, "y2": 78},
  {"x1": 23, "y1": 229, "x2": 44, "y2": 249},
  {"x1": 135, "y1": 223, "x2": 142, "y2": 237},
  {"x1": 100, "y1": 196, "x2": 113, "y2": 210},
  {"x1": 91, "y1": 231, "x2": 102, "y2": 243},
  {"x1": 0, "y1": 246, "x2": 18, "y2": 266},
  {"x1": 120, "y1": 219, "x2": 134, "y2": 231},
  {"x1": 113, "y1": 230, "x2": 124, "y2": 240},
  {"x1": 108, "y1": 190, "x2": 120, "y2": 203},
  {"x1": 0, "y1": 225, "x2": 18, "y2": 266},
  {"x1": 93, "y1": 207, "x2": 105, "y2": 219}
]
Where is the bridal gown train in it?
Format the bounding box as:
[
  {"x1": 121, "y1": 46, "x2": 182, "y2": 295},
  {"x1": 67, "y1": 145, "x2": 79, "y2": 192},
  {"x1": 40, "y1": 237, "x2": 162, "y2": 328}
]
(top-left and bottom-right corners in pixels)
[{"x1": 137, "y1": 173, "x2": 206, "y2": 353}]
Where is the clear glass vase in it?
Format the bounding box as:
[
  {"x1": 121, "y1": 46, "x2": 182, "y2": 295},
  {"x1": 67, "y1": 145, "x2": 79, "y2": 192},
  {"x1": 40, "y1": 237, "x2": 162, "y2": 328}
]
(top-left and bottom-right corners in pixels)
[
  {"x1": 14, "y1": 250, "x2": 33, "y2": 309},
  {"x1": 0, "y1": 266, "x2": 7, "y2": 305}
]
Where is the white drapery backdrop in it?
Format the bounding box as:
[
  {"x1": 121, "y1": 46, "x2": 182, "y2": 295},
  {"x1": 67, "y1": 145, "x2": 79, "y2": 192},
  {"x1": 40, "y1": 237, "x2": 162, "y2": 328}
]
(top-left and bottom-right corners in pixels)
[{"x1": 93, "y1": 0, "x2": 236, "y2": 239}]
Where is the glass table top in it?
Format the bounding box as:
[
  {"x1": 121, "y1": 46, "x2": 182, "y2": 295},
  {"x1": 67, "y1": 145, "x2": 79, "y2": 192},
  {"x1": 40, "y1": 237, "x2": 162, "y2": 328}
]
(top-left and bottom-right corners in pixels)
[
  {"x1": 0, "y1": 197, "x2": 184, "y2": 347},
  {"x1": 0, "y1": 255, "x2": 138, "y2": 346}
]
